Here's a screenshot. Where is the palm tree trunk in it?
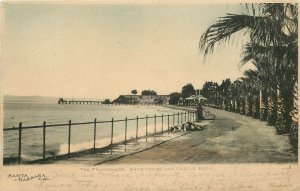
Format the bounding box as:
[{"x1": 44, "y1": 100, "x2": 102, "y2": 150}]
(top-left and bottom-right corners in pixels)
[
  {"x1": 275, "y1": 84, "x2": 293, "y2": 134},
  {"x1": 236, "y1": 99, "x2": 241, "y2": 113},
  {"x1": 291, "y1": 82, "x2": 298, "y2": 123},
  {"x1": 267, "y1": 92, "x2": 277, "y2": 126},
  {"x1": 289, "y1": 82, "x2": 298, "y2": 152},
  {"x1": 246, "y1": 96, "x2": 253, "y2": 116},
  {"x1": 240, "y1": 98, "x2": 246, "y2": 115},
  {"x1": 253, "y1": 95, "x2": 260, "y2": 118},
  {"x1": 245, "y1": 97, "x2": 249, "y2": 115},
  {"x1": 275, "y1": 89, "x2": 285, "y2": 134},
  {"x1": 260, "y1": 90, "x2": 268, "y2": 121},
  {"x1": 234, "y1": 100, "x2": 237, "y2": 113},
  {"x1": 224, "y1": 98, "x2": 229, "y2": 111},
  {"x1": 231, "y1": 100, "x2": 235, "y2": 112}
]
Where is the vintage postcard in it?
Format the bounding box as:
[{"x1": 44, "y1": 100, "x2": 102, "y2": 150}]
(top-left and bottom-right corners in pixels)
[{"x1": 1, "y1": 0, "x2": 299, "y2": 190}]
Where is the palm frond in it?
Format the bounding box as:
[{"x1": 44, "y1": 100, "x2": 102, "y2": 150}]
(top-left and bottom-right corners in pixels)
[
  {"x1": 240, "y1": 42, "x2": 292, "y2": 68},
  {"x1": 243, "y1": 69, "x2": 258, "y2": 79},
  {"x1": 240, "y1": 43, "x2": 254, "y2": 65},
  {"x1": 260, "y1": 3, "x2": 284, "y2": 17},
  {"x1": 200, "y1": 14, "x2": 253, "y2": 55},
  {"x1": 199, "y1": 14, "x2": 277, "y2": 56}
]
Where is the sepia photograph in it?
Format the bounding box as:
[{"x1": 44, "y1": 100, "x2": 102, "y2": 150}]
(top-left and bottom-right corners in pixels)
[{"x1": 1, "y1": 1, "x2": 299, "y2": 190}]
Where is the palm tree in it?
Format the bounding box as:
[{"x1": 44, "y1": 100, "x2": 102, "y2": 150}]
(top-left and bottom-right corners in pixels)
[
  {"x1": 238, "y1": 83, "x2": 246, "y2": 114},
  {"x1": 219, "y1": 79, "x2": 231, "y2": 110},
  {"x1": 240, "y1": 69, "x2": 260, "y2": 117},
  {"x1": 247, "y1": 79, "x2": 260, "y2": 119},
  {"x1": 241, "y1": 78, "x2": 254, "y2": 116},
  {"x1": 228, "y1": 81, "x2": 238, "y2": 112},
  {"x1": 200, "y1": 3, "x2": 297, "y2": 134},
  {"x1": 240, "y1": 44, "x2": 279, "y2": 121}
]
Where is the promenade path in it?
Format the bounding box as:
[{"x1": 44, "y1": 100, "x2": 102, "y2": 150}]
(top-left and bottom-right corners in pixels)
[
  {"x1": 105, "y1": 107, "x2": 297, "y2": 164},
  {"x1": 37, "y1": 107, "x2": 297, "y2": 165}
]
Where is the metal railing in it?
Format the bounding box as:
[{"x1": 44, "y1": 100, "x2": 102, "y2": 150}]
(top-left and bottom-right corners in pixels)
[{"x1": 4, "y1": 111, "x2": 197, "y2": 164}]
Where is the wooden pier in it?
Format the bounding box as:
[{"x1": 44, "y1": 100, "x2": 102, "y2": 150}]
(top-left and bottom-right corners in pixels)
[{"x1": 58, "y1": 98, "x2": 103, "y2": 105}]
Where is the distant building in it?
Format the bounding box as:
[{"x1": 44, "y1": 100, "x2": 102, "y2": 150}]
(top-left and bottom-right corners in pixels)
[
  {"x1": 178, "y1": 89, "x2": 207, "y2": 106},
  {"x1": 184, "y1": 95, "x2": 207, "y2": 106},
  {"x1": 113, "y1": 95, "x2": 170, "y2": 105}
]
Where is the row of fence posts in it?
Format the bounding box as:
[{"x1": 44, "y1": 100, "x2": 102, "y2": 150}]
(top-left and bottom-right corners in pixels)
[{"x1": 15, "y1": 111, "x2": 196, "y2": 164}]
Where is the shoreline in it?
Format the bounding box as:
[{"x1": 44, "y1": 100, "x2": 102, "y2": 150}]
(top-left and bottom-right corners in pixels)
[
  {"x1": 3, "y1": 104, "x2": 199, "y2": 165},
  {"x1": 161, "y1": 104, "x2": 197, "y2": 111}
]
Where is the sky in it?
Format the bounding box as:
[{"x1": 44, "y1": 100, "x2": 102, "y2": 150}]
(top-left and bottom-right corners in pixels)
[{"x1": 2, "y1": 3, "x2": 254, "y2": 100}]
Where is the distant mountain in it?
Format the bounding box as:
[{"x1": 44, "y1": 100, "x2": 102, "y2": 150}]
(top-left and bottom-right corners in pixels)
[{"x1": 3, "y1": 95, "x2": 60, "y2": 103}]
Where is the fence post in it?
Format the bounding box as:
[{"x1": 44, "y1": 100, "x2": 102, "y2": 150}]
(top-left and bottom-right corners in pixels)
[
  {"x1": 181, "y1": 112, "x2": 183, "y2": 124},
  {"x1": 136, "y1": 116, "x2": 139, "y2": 140},
  {"x1": 161, "y1": 114, "x2": 164, "y2": 132},
  {"x1": 146, "y1": 115, "x2": 148, "y2": 142},
  {"x1": 185, "y1": 112, "x2": 186, "y2": 122},
  {"x1": 193, "y1": 112, "x2": 195, "y2": 122},
  {"x1": 173, "y1": 113, "x2": 175, "y2": 126},
  {"x1": 188, "y1": 111, "x2": 190, "y2": 122},
  {"x1": 167, "y1": 115, "x2": 170, "y2": 133},
  {"x1": 194, "y1": 111, "x2": 195, "y2": 122},
  {"x1": 93, "y1": 118, "x2": 96, "y2": 150},
  {"x1": 194, "y1": 111, "x2": 195, "y2": 121},
  {"x1": 68, "y1": 120, "x2": 71, "y2": 157},
  {"x1": 125, "y1": 117, "x2": 127, "y2": 147},
  {"x1": 154, "y1": 114, "x2": 156, "y2": 134},
  {"x1": 43, "y1": 121, "x2": 46, "y2": 159},
  {"x1": 18, "y1": 122, "x2": 22, "y2": 164},
  {"x1": 111, "y1": 118, "x2": 114, "y2": 154},
  {"x1": 177, "y1": 112, "x2": 179, "y2": 125}
]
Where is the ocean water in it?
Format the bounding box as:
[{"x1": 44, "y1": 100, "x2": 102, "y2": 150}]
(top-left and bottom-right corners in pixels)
[{"x1": 3, "y1": 102, "x2": 187, "y2": 161}]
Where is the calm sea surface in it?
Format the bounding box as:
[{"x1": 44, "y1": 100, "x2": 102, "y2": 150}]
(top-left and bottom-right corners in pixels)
[{"x1": 3, "y1": 102, "x2": 184, "y2": 161}]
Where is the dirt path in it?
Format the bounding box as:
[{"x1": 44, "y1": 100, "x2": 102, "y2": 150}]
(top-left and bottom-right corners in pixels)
[{"x1": 105, "y1": 107, "x2": 297, "y2": 164}]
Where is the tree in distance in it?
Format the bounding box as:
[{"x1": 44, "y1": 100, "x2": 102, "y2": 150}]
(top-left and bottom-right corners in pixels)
[
  {"x1": 103, "y1": 99, "x2": 111, "y2": 104},
  {"x1": 131, "y1": 89, "x2": 138, "y2": 95},
  {"x1": 181, "y1": 83, "x2": 196, "y2": 99},
  {"x1": 169, "y1": 92, "x2": 181, "y2": 105},
  {"x1": 141, "y1": 90, "x2": 157, "y2": 96}
]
